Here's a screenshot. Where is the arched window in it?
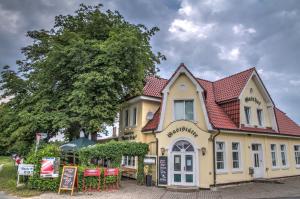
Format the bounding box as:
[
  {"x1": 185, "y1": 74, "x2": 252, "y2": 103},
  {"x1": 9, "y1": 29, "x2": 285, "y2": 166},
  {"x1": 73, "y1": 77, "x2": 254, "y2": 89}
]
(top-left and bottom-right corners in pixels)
[{"x1": 172, "y1": 140, "x2": 194, "y2": 152}]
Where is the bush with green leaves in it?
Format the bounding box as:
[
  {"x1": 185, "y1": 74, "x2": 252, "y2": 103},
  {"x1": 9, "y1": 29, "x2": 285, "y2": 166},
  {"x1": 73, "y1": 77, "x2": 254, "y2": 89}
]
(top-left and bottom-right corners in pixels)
[
  {"x1": 25, "y1": 144, "x2": 61, "y2": 191},
  {"x1": 79, "y1": 140, "x2": 148, "y2": 184}
]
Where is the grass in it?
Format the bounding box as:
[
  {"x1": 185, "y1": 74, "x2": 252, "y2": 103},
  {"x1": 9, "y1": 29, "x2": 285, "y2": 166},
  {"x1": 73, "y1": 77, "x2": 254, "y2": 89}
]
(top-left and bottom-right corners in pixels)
[{"x1": 0, "y1": 156, "x2": 42, "y2": 197}]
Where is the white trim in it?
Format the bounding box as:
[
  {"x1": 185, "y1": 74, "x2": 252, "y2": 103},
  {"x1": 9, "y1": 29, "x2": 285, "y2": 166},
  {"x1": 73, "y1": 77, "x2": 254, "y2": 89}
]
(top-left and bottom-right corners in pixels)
[
  {"x1": 220, "y1": 129, "x2": 300, "y2": 139},
  {"x1": 126, "y1": 95, "x2": 161, "y2": 104},
  {"x1": 231, "y1": 141, "x2": 243, "y2": 172},
  {"x1": 279, "y1": 144, "x2": 289, "y2": 169},
  {"x1": 215, "y1": 140, "x2": 227, "y2": 174},
  {"x1": 173, "y1": 99, "x2": 195, "y2": 122},
  {"x1": 294, "y1": 145, "x2": 300, "y2": 167},
  {"x1": 167, "y1": 137, "x2": 199, "y2": 187},
  {"x1": 157, "y1": 66, "x2": 212, "y2": 131},
  {"x1": 251, "y1": 142, "x2": 265, "y2": 178},
  {"x1": 270, "y1": 144, "x2": 279, "y2": 169},
  {"x1": 124, "y1": 108, "x2": 129, "y2": 128}
]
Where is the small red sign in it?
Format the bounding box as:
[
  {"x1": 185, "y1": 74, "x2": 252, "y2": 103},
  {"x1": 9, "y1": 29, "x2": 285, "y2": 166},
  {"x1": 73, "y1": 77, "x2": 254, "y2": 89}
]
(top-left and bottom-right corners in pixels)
[
  {"x1": 104, "y1": 168, "x2": 119, "y2": 176},
  {"x1": 84, "y1": 168, "x2": 101, "y2": 177}
]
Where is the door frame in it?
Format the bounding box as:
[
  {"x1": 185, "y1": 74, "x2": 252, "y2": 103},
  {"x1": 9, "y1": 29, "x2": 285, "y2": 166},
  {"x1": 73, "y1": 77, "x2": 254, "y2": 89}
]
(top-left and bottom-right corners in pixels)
[
  {"x1": 167, "y1": 137, "x2": 199, "y2": 186},
  {"x1": 251, "y1": 142, "x2": 265, "y2": 178}
]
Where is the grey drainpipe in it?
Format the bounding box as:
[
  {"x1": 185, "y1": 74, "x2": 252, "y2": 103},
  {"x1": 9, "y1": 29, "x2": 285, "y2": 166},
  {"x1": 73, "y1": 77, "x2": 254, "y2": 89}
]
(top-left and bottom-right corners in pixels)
[
  {"x1": 212, "y1": 129, "x2": 221, "y2": 188},
  {"x1": 152, "y1": 130, "x2": 159, "y2": 186}
]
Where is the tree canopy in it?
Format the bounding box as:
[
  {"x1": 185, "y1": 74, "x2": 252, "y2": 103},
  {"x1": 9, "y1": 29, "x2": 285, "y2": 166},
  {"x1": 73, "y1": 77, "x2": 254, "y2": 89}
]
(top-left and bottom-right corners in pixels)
[{"x1": 0, "y1": 4, "x2": 164, "y2": 155}]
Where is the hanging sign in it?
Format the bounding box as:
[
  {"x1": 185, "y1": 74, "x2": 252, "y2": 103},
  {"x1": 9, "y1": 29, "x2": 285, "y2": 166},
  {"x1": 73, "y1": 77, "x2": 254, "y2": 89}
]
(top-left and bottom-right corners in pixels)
[
  {"x1": 58, "y1": 166, "x2": 78, "y2": 196},
  {"x1": 144, "y1": 156, "x2": 156, "y2": 165},
  {"x1": 158, "y1": 156, "x2": 168, "y2": 185},
  {"x1": 18, "y1": 164, "x2": 34, "y2": 176},
  {"x1": 167, "y1": 126, "x2": 198, "y2": 138},
  {"x1": 40, "y1": 157, "x2": 60, "y2": 178}
]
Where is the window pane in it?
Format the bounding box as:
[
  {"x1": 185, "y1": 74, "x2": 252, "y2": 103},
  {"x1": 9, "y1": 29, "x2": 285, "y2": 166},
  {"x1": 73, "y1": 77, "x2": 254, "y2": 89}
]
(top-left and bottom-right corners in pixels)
[
  {"x1": 186, "y1": 174, "x2": 193, "y2": 183},
  {"x1": 257, "y1": 109, "x2": 263, "y2": 126},
  {"x1": 174, "y1": 101, "x2": 184, "y2": 120},
  {"x1": 185, "y1": 155, "x2": 193, "y2": 171},
  {"x1": 233, "y1": 161, "x2": 239, "y2": 169},
  {"x1": 217, "y1": 152, "x2": 224, "y2": 161},
  {"x1": 174, "y1": 155, "x2": 181, "y2": 171},
  {"x1": 125, "y1": 110, "x2": 129, "y2": 127},
  {"x1": 133, "y1": 108, "x2": 137, "y2": 125},
  {"x1": 217, "y1": 162, "x2": 224, "y2": 169},
  {"x1": 233, "y1": 152, "x2": 239, "y2": 161},
  {"x1": 244, "y1": 107, "x2": 251, "y2": 124},
  {"x1": 174, "y1": 174, "x2": 181, "y2": 182},
  {"x1": 185, "y1": 100, "x2": 194, "y2": 120},
  {"x1": 232, "y1": 143, "x2": 239, "y2": 150}
]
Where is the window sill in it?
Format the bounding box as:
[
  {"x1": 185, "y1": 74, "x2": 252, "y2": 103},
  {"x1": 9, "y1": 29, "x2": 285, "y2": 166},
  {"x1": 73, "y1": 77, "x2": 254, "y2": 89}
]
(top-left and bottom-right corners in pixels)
[
  {"x1": 281, "y1": 167, "x2": 289, "y2": 170},
  {"x1": 216, "y1": 170, "x2": 228, "y2": 175},
  {"x1": 232, "y1": 170, "x2": 243, "y2": 174},
  {"x1": 296, "y1": 165, "x2": 300, "y2": 169},
  {"x1": 271, "y1": 167, "x2": 280, "y2": 171}
]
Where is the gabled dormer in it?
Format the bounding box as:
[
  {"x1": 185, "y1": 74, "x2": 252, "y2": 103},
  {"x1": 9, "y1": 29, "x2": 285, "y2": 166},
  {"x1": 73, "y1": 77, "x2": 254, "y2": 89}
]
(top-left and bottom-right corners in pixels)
[
  {"x1": 157, "y1": 63, "x2": 212, "y2": 131},
  {"x1": 239, "y1": 69, "x2": 278, "y2": 131}
]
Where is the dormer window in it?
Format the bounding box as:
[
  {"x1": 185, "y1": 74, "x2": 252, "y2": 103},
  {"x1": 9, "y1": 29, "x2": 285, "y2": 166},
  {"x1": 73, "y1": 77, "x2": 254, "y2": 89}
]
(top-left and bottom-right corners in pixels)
[
  {"x1": 174, "y1": 100, "x2": 194, "y2": 121},
  {"x1": 244, "y1": 107, "x2": 251, "y2": 124},
  {"x1": 257, "y1": 109, "x2": 263, "y2": 126}
]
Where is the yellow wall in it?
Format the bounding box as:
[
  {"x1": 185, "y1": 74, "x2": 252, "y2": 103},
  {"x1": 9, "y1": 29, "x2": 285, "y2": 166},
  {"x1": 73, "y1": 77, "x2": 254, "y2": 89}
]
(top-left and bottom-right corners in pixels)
[
  {"x1": 162, "y1": 74, "x2": 208, "y2": 131},
  {"x1": 240, "y1": 77, "x2": 272, "y2": 128},
  {"x1": 215, "y1": 132, "x2": 300, "y2": 184},
  {"x1": 156, "y1": 120, "x2": 214, "y2": 188}
]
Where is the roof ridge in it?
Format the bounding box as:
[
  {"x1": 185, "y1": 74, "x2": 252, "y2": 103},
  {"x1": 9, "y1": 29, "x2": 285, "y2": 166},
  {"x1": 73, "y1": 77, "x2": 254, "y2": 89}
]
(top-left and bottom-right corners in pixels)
[
  {"x1": 196, "y1": 77, "x2": 213, "y2": 83},
  {"x1": 213, "y1": 67, "x2": 256, "y2": 83}
]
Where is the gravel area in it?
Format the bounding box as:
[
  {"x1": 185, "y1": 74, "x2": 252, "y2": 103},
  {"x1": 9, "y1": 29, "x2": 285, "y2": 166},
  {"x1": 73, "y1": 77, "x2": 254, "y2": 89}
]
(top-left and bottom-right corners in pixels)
[{"x1": 13, "y1": 177, "x2": 300, "y2": 199}]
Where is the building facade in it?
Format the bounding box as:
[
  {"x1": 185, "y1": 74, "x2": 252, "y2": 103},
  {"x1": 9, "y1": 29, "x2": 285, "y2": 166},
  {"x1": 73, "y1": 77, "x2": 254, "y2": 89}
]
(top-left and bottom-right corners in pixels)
[{"x1": 119, "y1": 64, "x2": 300, "y2": 189}]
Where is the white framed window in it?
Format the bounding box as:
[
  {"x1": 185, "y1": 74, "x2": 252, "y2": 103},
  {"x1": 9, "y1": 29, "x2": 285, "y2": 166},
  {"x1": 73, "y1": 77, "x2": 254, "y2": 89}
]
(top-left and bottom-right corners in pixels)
[
  {"x1": 131, "y1": 107, "x2": 137, "y2": 126},
  {"x1": 124, "y1": 109, "x2": 129, "y2": 127},
  {"x1": 232, "y1": 142, "x2": 241, "y2": 171},
  {"x1": 294, "y1": 145, "x2": 300, "y2": 167},
  {"x1": 280, "y1": 144, "x2": 288, "y2": 168},
  {"x1": 174, "y1": 100, "x2": 194, "y2": 121},
  {"x1": 257, "y1": 109, "x2": 263, "y2": 126},
  {"x1": 122, "y1": 156, "x2": 136, "y2": 167},
  {"x1": 270, "y1": 144, "x2": 278, "y2": 168},
  {"x1": 216, "y1": 141, "x2": 226, "y2": 172},
  {"x1": 244, "y1": 106, "x2": 251, "y2": 124}
]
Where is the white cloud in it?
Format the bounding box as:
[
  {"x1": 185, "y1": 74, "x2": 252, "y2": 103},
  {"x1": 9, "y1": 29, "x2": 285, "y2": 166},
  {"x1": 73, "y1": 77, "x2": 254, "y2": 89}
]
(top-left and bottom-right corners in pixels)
[
  {"x1": 0, "y1": 5, "x2": 20, "y2": 34},
  {"x1": 178, "y1": 1, "x2": 193, "y2": 16},
  {"x1": 168, "y1": 19, "x2": 215, "y2": 41},
  {"x1": 232, "y1": 24, "x2": 256, "y2": 35},
  {"x1": 289, "y1": 79, "x2": 300, "y2": 86},
  {"x1": 218, "y1": 46, "x2": 240, "y2": 61},
  {"x1": 196, "y1": 70, "x2": 224, "y2": 81},
  {"x1": 203, "y1": 0, "x2": 227, "y2": 13}
]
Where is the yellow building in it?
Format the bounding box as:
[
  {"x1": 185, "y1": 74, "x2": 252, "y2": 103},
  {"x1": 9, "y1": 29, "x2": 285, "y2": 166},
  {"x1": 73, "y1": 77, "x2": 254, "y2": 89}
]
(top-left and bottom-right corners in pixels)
[{"x1": 119, "y1": 64, "x2": 300, "y2": 189}]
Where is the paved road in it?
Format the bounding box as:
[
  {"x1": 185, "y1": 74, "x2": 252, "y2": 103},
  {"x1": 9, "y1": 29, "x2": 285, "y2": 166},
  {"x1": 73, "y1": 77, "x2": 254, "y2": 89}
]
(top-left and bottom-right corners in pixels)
[
  {"x1": 0, "y1": 192, "x2": 16, "y2": 199},
  {"x1": 4, "y1": 177, "x2": 300, "y2": 199}
]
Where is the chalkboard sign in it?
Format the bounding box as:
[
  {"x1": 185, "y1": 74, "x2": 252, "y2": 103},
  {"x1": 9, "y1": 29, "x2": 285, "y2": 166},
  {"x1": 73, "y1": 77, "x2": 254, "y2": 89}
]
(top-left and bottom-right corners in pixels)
[
  {"x1": 58, "y1": 166, "x2": 78, "y2": 196},
  {"x1": 158, "y1": 156, "x2": 168, "y2": 185}
]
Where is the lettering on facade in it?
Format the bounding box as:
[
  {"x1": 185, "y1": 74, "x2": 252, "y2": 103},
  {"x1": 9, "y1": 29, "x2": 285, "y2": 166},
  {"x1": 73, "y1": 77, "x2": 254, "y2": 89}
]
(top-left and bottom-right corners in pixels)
[
  {"x1": 245, "y1": 97, "x2": 261, "y2": 105},
  {"x1": 167, "y1": 126, "x2": 198, "y2": 138}
]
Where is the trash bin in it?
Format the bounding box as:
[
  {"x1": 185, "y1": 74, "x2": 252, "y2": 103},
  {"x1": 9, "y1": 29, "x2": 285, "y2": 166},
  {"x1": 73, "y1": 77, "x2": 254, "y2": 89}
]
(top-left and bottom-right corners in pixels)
[{"x1": 146, "y1": 175, "x2": 152, "y2": 186}]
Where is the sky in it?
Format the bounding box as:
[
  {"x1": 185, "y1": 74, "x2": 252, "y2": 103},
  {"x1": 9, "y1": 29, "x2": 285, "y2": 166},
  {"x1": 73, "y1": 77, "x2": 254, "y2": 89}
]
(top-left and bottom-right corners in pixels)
[{"x1": 0, "y1": 0, "x2": 299, "y2": 124}]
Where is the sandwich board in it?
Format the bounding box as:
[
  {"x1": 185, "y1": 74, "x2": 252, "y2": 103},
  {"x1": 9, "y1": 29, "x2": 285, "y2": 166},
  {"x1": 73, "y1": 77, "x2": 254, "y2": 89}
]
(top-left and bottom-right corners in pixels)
[{"x1": 58, "y1": 166, "x2": 78, "y2": 196}]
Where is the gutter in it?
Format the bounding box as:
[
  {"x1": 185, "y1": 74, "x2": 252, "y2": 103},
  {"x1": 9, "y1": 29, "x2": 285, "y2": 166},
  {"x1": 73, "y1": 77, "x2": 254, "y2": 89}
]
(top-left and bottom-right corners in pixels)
[{"x1": 212, "y1": 129, "x2": 221, "y2": 188}]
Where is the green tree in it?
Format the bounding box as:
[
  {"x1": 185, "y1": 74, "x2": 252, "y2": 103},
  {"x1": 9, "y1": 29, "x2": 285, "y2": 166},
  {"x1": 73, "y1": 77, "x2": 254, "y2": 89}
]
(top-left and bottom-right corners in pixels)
[{"x1": 0, "y1": 4, "x2": 164, "y2": 154}]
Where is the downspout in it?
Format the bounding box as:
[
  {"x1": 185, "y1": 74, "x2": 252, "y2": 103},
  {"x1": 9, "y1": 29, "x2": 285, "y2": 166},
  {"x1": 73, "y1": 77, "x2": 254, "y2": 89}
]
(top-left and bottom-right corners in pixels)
[
  {"x1": 212, "y1": 129, "x2": 221, "y2": 188},
  {"x1": 153, "y1": 130, "x2": 159, "y2": 186}
]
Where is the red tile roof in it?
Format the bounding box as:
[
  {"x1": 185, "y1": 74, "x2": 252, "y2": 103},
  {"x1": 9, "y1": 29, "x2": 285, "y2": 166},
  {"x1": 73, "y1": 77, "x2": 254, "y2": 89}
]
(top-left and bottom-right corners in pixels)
[
  {"x1": 213, "y1": 67, "x2": 255, "y2": 103},
  {"x1": 143, "y1": 76, "x2": 167, "y2": 98},
  {"x1": 275, "y1": 108, "x2": 300, "y2": 136},
  {"x1": 140, "y1": 66, "x2": 300, "y2": 136},
  {"x1": 142, "y1": 107, "x2": 161, "y2": 132}
]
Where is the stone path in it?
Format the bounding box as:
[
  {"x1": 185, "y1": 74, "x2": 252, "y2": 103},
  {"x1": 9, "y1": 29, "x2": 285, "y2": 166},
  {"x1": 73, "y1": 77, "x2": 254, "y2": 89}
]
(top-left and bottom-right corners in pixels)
[{"x1": 8, "y1": 177, "x2": 300, "y2": 199}]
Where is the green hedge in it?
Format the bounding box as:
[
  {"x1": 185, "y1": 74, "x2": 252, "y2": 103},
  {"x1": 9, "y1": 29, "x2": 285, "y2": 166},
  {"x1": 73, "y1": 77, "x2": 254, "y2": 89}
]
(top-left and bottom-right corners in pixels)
[{"x1": 79, "y1": 140, "x2": 148, "y2": 184}]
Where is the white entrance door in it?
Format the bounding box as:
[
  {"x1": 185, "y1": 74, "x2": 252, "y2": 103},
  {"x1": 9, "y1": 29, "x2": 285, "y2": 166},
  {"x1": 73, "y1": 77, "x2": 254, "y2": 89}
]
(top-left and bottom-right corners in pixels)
[
  {"x1": 252, "y1": 144, "x2": 264, "y2": 178},
  {"x1": 171, "y1": 140, "x2": 196, "y2": 186}
]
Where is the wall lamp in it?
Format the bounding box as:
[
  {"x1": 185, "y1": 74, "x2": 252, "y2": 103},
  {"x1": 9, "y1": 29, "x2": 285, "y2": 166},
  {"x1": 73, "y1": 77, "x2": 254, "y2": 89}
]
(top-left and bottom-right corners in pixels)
[
  {"x1": 160, "y1": 147, "x2": 166, "y2": 156},
  {"x1": 201, "y1": 147, "x2": 207, "y2": 156}
]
